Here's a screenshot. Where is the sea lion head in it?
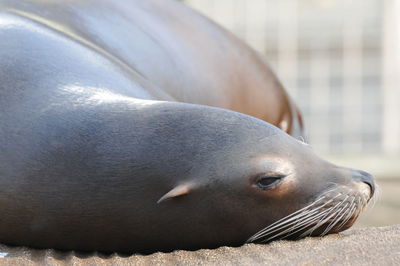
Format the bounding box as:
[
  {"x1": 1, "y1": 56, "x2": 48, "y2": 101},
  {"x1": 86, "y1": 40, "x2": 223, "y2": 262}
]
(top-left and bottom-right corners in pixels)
[
  {"x1": 154, "y1": 105, "x2": 375, "y2": 249},
  {"x1": 243, "y1": 135, "x2": 375, "y2": 243}
]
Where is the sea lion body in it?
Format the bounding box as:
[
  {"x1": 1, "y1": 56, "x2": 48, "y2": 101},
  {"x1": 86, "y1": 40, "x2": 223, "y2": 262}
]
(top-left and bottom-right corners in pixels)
[
  {"x1": 0, "y1": 0, "x2": 373, "y2": 253},
  {"x1": 0, "y1": 0, "x2": 302, "y2": 137}
]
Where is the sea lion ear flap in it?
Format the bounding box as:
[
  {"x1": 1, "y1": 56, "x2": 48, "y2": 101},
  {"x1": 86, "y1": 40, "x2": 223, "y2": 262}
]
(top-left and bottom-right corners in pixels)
[{"x1": 157, "y1": 182, "x2": 196, "y2": 204}]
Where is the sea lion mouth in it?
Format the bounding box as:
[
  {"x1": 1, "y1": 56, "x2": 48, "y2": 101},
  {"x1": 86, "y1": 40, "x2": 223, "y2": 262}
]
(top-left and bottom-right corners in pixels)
[{"x1": 246, "y1": 187, "x2": 371, "y2": 244}]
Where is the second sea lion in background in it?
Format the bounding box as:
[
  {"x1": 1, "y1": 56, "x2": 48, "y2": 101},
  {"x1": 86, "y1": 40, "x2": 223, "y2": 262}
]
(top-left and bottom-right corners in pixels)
[{"x1": 0, "y1": 0, "x2": 303, "y2": 137}]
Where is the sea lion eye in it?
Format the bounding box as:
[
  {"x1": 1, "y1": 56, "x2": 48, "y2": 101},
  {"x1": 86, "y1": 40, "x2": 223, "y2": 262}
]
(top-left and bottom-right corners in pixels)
[{"x1": 256, "y1": 176, "x2": 283, "y2": 190}]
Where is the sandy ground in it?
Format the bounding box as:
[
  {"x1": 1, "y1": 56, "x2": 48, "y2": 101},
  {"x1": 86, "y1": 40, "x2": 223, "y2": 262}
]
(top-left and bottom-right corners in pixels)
[{"x1": 0, "y1": 225, "x2": 397, "y2": 265}]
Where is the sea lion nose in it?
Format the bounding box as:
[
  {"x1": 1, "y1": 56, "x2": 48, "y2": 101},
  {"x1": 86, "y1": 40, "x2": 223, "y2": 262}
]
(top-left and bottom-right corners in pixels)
[{"x1": 352, "y1": 170, "x2": 375, "y2": 197}]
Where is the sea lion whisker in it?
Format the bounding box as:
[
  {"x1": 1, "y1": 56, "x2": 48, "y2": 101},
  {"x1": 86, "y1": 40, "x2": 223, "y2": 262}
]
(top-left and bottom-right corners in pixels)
[
  {"x1": 298, "y1": 198, "x2": 349, "y2": 238},
  {"x1": 304, "y1": 209, "x2": 344, "y2": 238},
  {"x1": 330, "y1": 195, "x2": 355, "y2": 224},
  {"x1": 269, "y1": 208, "x2": 339, "y2": 242},
  {"x1": 247, "y1": 194, "x2": 344, "y2": 242},
  {"x1": 301, "y1": 197, "x2": 350, "y2": 238},
  {"x1": 255, "y1": 208, "x2": 332, "y2": 242},
  {"x1": 372, "y1": 184, "x2": 380, "y2": 207},
  {"x1": 359, "y1": 196, "x2": 368, "y2": 214},
  {"x1": 270, "y1": 209, "x2": 335, "y2": 240},
  {"x1": 299, "y1": 214, "x2": 333, "y2": 238},
  {"x1": 249, "y1": 206, "x2": 333, "y2": 243},
  {"x1": 345, "y1": 203, "x2": 357, "y2": 223},
  {"x1": 315, "y1": 187, "x2": 340, "y2": 200},
  {"x1": 249, "y1": 178, "x2": 373, "y2": 245},
  {"x1": 353, "y1": 196, "x2": 365, "y2": 221},
  {"x1": 246, "y1": 197, "x2": 328, "y2": 242},
  {"x1": 315, "y1": 198, "x2": 352, "y2": 237},
  {"x1": 320, "y1": 207, "x2": 345, "y2": 236},
  {"x1": 263, "y1": 204, "x2": 343, "y2": 242},
  {"x1": 367, "y1": 186, "x2": 379, "y2": 211},
  {"x1": 284, "y1": 206, "x2": 340, "y2": 232},
  {"x1": 321, "y1": 195, "x2": 358, "y2": 235},
  {"x1": 321, "y1": 203, "x2": 351, "y2": 236},
  {"x1": 336, "y1": 207, "x2": 353, "y2": 231},
  {"x1": 297, "y1": 207, "x2": 344, "y2": 238},
  {"x1": 354, "y1": 197, "x2": 367, "y2": 224},
  {"x1": 249, "y1": 192, "x2": 345, "y2": 242},
  {"x1": 319, "y1": 185, "x2": 338, "y2": 194},
  {"x1": 347, "y1": 197, "x2": 362, "y2": 220},
  {"x1": 336, "y1": 201, "x2": 358, "y2": 231}
]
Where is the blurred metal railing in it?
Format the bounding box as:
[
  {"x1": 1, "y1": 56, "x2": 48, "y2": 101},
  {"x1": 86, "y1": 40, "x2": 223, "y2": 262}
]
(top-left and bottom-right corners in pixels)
[{"x1": 184, "y1": 0, "x2": 400, "y2": 165}]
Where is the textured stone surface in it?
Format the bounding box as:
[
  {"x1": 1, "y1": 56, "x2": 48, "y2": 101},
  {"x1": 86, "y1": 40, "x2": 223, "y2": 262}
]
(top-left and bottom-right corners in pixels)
[{"x1": 0, "y1": 225, "x2": 398, "y2": 265}]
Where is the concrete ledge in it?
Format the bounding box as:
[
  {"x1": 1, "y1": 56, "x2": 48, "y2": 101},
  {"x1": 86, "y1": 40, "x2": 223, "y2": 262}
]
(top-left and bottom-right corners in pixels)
[{"x1": 0, "y1": 225, "x2": 398, "y2": 265}]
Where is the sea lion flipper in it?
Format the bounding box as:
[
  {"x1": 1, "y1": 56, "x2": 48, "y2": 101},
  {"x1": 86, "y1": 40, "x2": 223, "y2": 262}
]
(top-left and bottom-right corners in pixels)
[{"x1": 157, "y1": 183, "x2": 195, "y2": 204}]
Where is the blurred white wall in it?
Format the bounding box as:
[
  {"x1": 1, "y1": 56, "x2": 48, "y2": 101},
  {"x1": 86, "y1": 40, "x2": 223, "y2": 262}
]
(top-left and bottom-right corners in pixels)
[
  {"x1": 184, "y1": 0, "x2": 400, "y2": 177},
  {"x1": 383, "y1": 0, "x2": 400, "y2": 156}
]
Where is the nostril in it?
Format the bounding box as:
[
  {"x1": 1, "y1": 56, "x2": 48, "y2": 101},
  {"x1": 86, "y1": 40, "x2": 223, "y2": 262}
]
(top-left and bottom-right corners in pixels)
[
  {"x1": 352, "y1": 170, "x2": 375, "y2": 196},
  {"x1": 362, "y1": 179, "x2": 375, "y2": 197}
]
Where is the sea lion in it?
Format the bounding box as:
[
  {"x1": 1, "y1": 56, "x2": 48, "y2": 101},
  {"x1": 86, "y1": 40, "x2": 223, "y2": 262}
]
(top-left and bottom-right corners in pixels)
[
  {"x1": 0, "y1": 0, "x2": 303, "y2": 138},
  {"x1": 0, "y1": 0, "x2": 374, "y2": 253}
]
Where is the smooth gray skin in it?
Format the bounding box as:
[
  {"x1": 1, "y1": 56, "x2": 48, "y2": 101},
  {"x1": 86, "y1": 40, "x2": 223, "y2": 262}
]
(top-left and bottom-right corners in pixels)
[
  {"x1": 0, "y1": 0, "x2": 373, "y2": 253},
  {"x1": 0, "y1": 0, "x2": 303, "y2": 137}
]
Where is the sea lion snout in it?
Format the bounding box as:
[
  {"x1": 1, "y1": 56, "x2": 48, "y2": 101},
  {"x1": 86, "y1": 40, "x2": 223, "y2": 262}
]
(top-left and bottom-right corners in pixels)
[{"x1": 351, "y1": 169, "x2": 375, "y2": 197}]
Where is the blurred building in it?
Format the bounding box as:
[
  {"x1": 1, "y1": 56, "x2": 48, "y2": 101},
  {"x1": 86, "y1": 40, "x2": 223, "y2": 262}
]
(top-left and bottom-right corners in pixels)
[{"x1": 184, "y1": 0, "x2": 400, "y2": 178}]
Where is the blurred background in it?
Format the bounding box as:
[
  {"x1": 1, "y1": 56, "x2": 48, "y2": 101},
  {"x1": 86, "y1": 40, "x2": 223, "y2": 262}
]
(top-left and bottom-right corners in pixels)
[{"x1": 182, "y1": 0, "x2": 400, "y2": 227}]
